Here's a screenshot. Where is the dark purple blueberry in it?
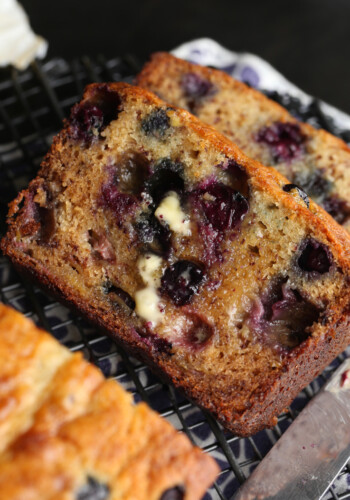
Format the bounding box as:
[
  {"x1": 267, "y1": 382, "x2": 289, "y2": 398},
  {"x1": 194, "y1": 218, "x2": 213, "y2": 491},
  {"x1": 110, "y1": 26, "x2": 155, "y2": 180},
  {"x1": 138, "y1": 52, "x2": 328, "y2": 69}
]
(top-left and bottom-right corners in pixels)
[
  {"x1": 69, "y1": 86, "x2": 121, "y2": 144},
  {"x1": 283, "y1": 184, "x2": 310, "y2": 208},
  {"x1": 219, "y1": 159, "x2": 250, "y2": 197},
  {"x1": 297, "y1": 238, "x2": 332, "y2": 275},
  {"x1": 150, "y1": 335, "x2": 173, "y2": 354},
  {"x1": 141, "y1": 108, "x2": 170, "y2": 139},
  {"x1": 102, "y1": 281, "x2": 135, "y2": 310},
  {"x1": 135, "y1": 327, "x2": 173, "y2": 355},
  {"x1": 256, "y1": 122, "x2": 306, "y2": 163},
  {"x1": 189, "y1": 180, "x2": 249, "y2": 264},
  {"x1": 321, "y1": 195, "x2": 350, "y2": 224},
  {"x1": 293, "y1": 169, "x2": 332, "y2": 200},
  {"x1": 181, "y1": 73, "x2": 216, "y2": 113},
  {"x1": 160, "y1": 260, "x2": 206, "y2": 306},
  {"x1": 100, "y1": 180, "x2": 136, "y2": 219},
  {"x1": 69, "y1": 104, "x2": 104, "y2": 143},
  {"x1": 144, "y1": 158, "x2": 185, "y2": 206},
  {"x1": 112, "y1": 152, "x2": 150, "y2": 196},
  {"x1": 181, "y1": 73, "x2": 217, "y2": 113},
  {"x1": 160, "y1": 485, "x2": 185, "y2": 500},
  {"x1": 76, "y1": 476, "x2": 109, "y2": 500},
  {"x1": 193, "y1": 182, "x2": 249, "y2": 232},
  {"x1": 181, "y1": 73, "x2": 215, "y2": 99},
  {"x1": 100, "y1": 153, "x2": 149, "y2": 219},
  {"x1": 136, "y1": 213, "x2": 171, "y2": 255},
  {"x1": 249, "y1": 278, "x2": 321, "y2": 352},
  {"x1": 90, "y1": 84, "x2": 122, "y2": 125}
]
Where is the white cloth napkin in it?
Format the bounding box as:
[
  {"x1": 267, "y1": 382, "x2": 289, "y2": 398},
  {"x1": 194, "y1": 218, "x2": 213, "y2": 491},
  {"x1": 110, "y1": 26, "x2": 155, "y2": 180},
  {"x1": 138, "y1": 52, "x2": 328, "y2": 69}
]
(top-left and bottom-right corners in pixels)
[{"x1": 172, "y1": 38, "x2": 350, "y2": 131}]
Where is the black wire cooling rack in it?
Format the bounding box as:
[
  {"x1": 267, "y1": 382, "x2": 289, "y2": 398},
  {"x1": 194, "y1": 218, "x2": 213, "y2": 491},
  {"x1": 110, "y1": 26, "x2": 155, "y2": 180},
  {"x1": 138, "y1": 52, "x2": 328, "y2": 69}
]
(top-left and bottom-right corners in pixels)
[{"x1": 1, "y1": 55, "x2": 350, "y2": 500}]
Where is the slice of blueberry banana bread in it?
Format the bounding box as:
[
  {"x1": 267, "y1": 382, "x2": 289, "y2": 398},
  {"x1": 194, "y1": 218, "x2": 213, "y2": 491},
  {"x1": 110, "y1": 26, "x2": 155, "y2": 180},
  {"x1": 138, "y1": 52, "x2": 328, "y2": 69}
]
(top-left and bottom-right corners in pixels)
[
  {"x1": 0, "y1": 303, "x2": 218, "y2": 499},
  {"x1": 136, "y1": 52, "x2": 350, "y2": 230},
  {"x1": 2, "y1": 83, "x2": 350, "y2": 436}
]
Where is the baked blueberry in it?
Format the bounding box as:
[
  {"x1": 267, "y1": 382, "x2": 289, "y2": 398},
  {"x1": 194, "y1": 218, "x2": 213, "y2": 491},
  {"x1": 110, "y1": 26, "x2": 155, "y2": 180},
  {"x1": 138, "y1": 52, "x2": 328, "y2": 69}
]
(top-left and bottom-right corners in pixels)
[
  {"x1": 181, "y1": 73, "x2": 215, "y2": 99},
  {"x1": 76, "y1": 476, "x2": 109, "y2": 500},
  {"x1": 256, "y1": 121, "x2": 306, "y2": 163},
  {"x1": 283, "y1": 184, "x2": 310, "y2": 208},
  {"x1": 197, "y1": 182, "x2": 248, "y2": 232},
  {"x1": 192, "y1": 180, "x2": 248, "y2": 232},
  {"x1": 144, "y1": 158, "x2": 185, "y2": 205},
  {"x1": 136, "y1": 213, "x2": 172, "y2": 255},
  {"x1": 297, "y1": 238, "x2": 332, "y2": 275},
  {"x1": 100, "y1": 183, "x2": 136, "y2": 218},
  {"x1": 141, "y1": 108, "x2": 170, "y2": 139},
  {"x1": 69, "y1": 104, "x2": 104, "y2": 143},
  {"x1": 69, "y1": 85, "x2": 121, "y2": 144},
  {"x1": 112, "y1": 152, "x2": 150, "y2": 196},
  {"x1": 181, "y1": 72, "x2": 216, "y2": 113},
  {"x1": 160, "y1": 260, "x2": 205, "y2": 306},
  {"x1": 190, "y1": 181, "x2": 248, "y2": 264},
  {"x1": 220, "y1": 159, "x2": 250, "y2": 198},
  {"x1": 102, "y1": 281, "x2": 135, "y2": 311},
  {"x1": 250, "y1": 278, "x2": 321, "y2": 351},
  {"x1": 136, "y1": 326, "x2": 173, "y2": 354}
]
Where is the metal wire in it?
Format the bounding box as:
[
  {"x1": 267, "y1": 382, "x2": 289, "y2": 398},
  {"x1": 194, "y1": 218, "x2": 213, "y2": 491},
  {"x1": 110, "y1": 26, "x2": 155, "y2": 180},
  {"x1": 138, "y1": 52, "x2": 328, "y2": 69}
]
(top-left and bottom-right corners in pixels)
[{"x1": 0, "y1": 55, "x2": 350, "y2": 500}]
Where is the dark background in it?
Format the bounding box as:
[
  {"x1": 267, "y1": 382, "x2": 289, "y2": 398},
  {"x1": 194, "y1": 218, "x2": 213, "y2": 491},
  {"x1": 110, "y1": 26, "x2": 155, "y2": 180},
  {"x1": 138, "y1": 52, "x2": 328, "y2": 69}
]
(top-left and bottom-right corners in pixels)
[{"x1": 21, "y1": 0, "x2": 350, "y2": 114}]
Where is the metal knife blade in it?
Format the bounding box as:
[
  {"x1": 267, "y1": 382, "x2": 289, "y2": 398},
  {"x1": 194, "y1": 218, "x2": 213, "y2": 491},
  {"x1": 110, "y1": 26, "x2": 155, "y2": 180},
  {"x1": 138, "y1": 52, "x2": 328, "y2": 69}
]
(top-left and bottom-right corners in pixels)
[{"x1": 233, "y1": 358, "x2": 350, "y2": 500}]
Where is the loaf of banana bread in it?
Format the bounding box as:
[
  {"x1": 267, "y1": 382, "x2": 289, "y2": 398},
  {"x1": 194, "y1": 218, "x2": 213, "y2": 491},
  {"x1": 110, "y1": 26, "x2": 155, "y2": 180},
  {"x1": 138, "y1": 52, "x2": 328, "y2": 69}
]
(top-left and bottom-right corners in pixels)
[
  {"x1": 0, "y1": 303, "x2": 218, "y2": 499},
  {"x1": 2, "y1": 82, "x2": 350, "y2": 436},
  {"x1": 136, "y1": 52, "x2": 350, "y2": 230}
]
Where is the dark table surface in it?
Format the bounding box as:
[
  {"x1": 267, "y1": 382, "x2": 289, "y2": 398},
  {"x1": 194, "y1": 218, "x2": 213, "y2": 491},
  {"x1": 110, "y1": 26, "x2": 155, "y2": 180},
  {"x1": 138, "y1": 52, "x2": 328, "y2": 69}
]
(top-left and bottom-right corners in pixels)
[{"x1": 21, "y1": 0, "x2": 350, "y2": 114}]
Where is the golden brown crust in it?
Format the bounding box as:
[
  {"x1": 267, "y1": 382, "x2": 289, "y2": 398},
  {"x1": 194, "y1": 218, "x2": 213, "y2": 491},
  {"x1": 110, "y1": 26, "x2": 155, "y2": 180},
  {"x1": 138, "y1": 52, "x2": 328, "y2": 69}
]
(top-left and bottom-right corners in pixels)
[
  {"x1": 0, "y1": 304, "x2": 218, "y2": 499},
  {"x1": 2, "y1": 82, "x2": 350, "y2": 437}
]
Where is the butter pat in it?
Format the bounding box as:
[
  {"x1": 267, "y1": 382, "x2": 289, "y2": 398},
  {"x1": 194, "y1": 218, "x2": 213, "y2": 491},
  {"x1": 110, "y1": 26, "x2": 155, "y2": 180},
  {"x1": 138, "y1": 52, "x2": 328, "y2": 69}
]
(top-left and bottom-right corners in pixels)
[
  {"x1": 135, "y1": 253, "x2": 164, "y2": 324},
  {"x1": 135, "y1": 287, "x2": 163, "y2": 324},
  {"x1": 138, "y1": 253, "x2": 163, "y2": 288},
  {"x1": 155, "y1": 191, "x2": 191, "y2": 236}
]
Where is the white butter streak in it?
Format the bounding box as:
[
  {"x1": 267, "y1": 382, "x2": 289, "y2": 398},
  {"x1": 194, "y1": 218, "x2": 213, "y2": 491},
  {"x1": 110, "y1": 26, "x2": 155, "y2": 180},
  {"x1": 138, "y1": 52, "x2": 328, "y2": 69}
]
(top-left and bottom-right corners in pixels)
[
  {"x1": 155, "y1": 191, "x2": 191, "y2": 236},
  {"x1": 0, "y1": 0, "x2": 48, "y2": 70},
  {"x1": 135, "y1": 254, "x2": 164, "y2": 324},
  {"x1": 137, "y1": 253, "x2": 163, "y2": 288},
  {"x1": 134, "y1": 287, "x2": 163, "y2": 324},
  {"x1": 135, "y1": 192, "x2": 190, "y2": 324}
]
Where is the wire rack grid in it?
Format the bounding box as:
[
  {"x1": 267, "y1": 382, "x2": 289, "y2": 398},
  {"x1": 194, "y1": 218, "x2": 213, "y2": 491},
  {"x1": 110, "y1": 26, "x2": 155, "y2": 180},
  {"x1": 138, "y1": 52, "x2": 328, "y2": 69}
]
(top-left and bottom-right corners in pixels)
[{"x1": 0, "y1": 54, "x2": 350, "y2": 500}]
